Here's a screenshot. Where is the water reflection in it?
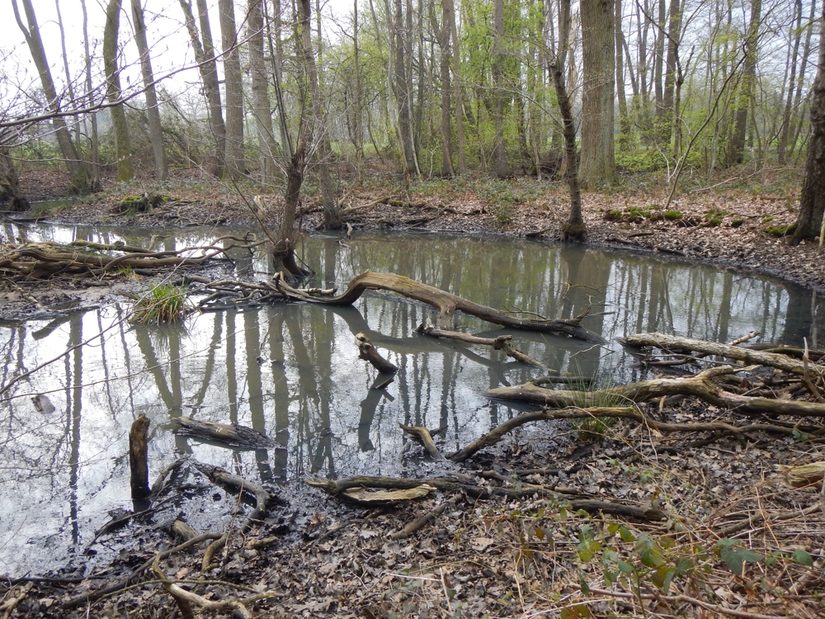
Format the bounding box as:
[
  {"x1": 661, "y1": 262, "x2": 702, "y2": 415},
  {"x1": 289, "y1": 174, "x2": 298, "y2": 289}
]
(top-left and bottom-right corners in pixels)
[{"x1": 1, "y1": 226, "x2": 823, "y2": 576}]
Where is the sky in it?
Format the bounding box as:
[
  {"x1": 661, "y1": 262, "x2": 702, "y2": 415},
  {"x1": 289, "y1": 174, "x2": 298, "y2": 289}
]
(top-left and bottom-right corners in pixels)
[{"x1": 0, "y1": 0, "x2": 355, "y2": 119}]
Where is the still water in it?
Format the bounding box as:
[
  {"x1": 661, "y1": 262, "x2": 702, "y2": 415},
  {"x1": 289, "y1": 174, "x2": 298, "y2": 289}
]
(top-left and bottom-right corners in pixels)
[{"x1": 1, "y1": 222, "x2": 823, "y2": 576}]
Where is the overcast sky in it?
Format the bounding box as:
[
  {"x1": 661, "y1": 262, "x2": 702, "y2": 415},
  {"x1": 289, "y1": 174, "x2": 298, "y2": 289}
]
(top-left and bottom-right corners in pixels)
[{"x1": 1, "y1": 0, "x2": 354, "y2": 114}]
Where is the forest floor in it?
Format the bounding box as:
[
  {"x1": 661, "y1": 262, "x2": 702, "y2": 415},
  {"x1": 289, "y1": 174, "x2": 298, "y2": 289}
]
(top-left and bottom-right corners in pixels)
[{"x1": 1, "y1": 165, "x2": 824, "y2": 617}]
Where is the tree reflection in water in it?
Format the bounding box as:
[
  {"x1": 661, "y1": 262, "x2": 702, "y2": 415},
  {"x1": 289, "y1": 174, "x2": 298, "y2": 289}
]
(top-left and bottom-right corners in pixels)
[{"x1": 0, "y1": 228, "x2": 822, "y2": 576}]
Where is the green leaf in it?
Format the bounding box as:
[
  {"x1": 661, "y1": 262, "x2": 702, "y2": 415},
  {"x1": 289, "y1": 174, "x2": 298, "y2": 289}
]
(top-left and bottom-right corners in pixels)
[
  {"x1": 652, "y1": 565, "x2": 677, "y2": 594},
  {"x1": 618, "y1": 560, "x2": 635, "y2": 574},
  {"x1": 792, "y1": 549, "x2": 814, "y2": 566},
  {"x1": 561, "y1": 603, "x2": 592, "y2": 619},
  {"x1": 618, "y1": 526, "x2": 636, "y2": 543},
  {"x1": 579, "y1": 574, "x2": 590, "y2": 595},
  {"x1": 717, "y1": 540, "x2": 762, "y2": 575}
]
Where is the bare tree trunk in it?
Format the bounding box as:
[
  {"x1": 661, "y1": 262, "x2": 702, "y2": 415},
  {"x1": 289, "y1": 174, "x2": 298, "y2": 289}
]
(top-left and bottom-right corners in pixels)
[
  {"x1": 491, "y1": 0, "x2": 510, "y2": 178},
  {"x1": 248, "y1": 0, "x2": 277, "y2": 182},
  {"x1": 131, "y1": 0, "x2": 167, "y2": 180},
  {"x1": 0, "y1": 145, "x2": 28, "y2": 211},
  {"x1": 80, "y1": 0, "x2": 100, "y2": 187},
  {"x1": 353, "y1": 0, "x2": 365, "y2": 165},
  {"x1": 724, "y1": 0, "x2": 761, "y2": 167},
  {"x1": 777, "y1": 0, "x2": 802, "y2": 164},
  {"x1": 393, "y1": 0, "x2": 418, "y2": 177},
  {"x1": 653, "y1": 0, "x2": 665, "y2": 110},
  {"x1": 219, "y1": 0, "x2": 245, "y2": 178},
  {"x1": 580, "y1": 0, "x2": 615, "y2": 187},
  {"x1": 659, "y1": 0, "x2": 681, "y2": 151},
  {"x1": 178, "y1": 0, "x2": 226, "y2": 177},
  {"x1": 789, "y1": 0, "x2": 818, "y2": 160},
  {"x1": 790, "y1": 2, "x2": 825, "y2": 245},
  {"x1": 13, "y1": 0, "x2": 92, "y2": 193},
  {"x1": 103, "y1": 0, "x2": 134, "y2": 181},
  {"x1": 445, "y1": 0, "x2": 466, "y2": 174},
  {"x1": 54, "y1": 0, "x2": 79, "y2": 145},
  {"x1": 615, "y1": 0, "x2": 630, "y2": 144},
  {"x1": 437, "y1": 0, "x2": 454, "y2": 177},
  {"x1": 552, "y1": 0, "x2": 585, "y2": 241}
]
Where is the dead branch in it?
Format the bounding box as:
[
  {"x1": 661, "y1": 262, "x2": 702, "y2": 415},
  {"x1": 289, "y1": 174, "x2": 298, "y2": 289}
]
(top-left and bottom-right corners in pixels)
[
  {"x1": 487, "y1": 366, "x2": 825, "y2": 417},
  {"x1": 62, "y1": 532, "x2": 223, "y2": 610},
  {"x1": 306, "y1": 475, "x2": 664, "y2": 521},
  {"x1": 449, "y1": 405, "x2": 814, "y2": 463},
  {"x1": 399, "y1": 423, "x2": 443, "y2": 459},
  {"x1": 173, "y1": 416, "x2": 276, "y2": 449},
  {"x1": 273, "y1": 271, "x2": 602, "y2": 341},
  {"x1": 621, "y1": 332, "x2": 823, "y2": 377},
  {"x1": 416, "y1": 323, "x2": 548, "y2": 369},
  {"x1": 356, "y1": 332, "x2": 398, "y2": 374}
]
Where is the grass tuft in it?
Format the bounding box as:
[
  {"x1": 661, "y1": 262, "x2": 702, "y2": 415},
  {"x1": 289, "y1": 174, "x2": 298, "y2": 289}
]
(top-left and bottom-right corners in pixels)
[{"x1": 131, "y1": 284, "x2": 191, "y2": 324}]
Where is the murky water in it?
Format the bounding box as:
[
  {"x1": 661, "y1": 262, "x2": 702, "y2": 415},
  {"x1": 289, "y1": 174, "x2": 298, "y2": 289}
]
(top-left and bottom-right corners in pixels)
[{"x1": 1, "y1": 222, "x2": 823, "y2": 576}]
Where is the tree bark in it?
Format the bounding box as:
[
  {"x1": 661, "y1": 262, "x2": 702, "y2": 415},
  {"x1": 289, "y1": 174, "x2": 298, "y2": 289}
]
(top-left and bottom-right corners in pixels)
[
  {"x1": 551, "y1": 0, "x2": 585, "y2": 241},
  {"x1": 393, "y1": 0, "x2": 418, "y2": 177},
  {"x1": 579, "y1": 0, "x2": 615, "y2": 187},
  {"x1": 219, "y1": 0, "x2": 245, "y2": 178},
  {"x1": 724, "y1": 0, "x2": 761, "y2": 167},
  {"x1": 438, "y1": 0, "x2": 454, "y2": 177},
  {"x1": 131, "y1": 0, "x2": 167, "y2": 180},
  {"x1": 491, "y1": 0, "x2": 510, "y2": 178},
  {"x1": 103, "y1": 0, "x2": 134, "y2": 182},
  {"x1": 274, "y1": 271, "x2": 602, "y2": 340},
  {"x1": 129, "y1": 415, "x2": 151, "y2": 499},
  {"x1": 178, "y1": 0, "x2": 226, "y2": 177},
  {"x1": 12, "y1": 0, "x2": 92, "y2": 193},
  {"x1": 790, "y1": 1, "x2": 825, "y2": 244},
  {"x1": 248, "y1": 0, "x2": 277, "y2": 182}
]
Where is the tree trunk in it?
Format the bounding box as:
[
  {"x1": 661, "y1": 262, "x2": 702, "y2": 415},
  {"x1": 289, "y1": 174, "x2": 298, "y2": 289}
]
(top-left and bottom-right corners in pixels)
[
  {"x1": 131, "y1": 0, "x2": 167, "y2": 180},
  {"x1": 724, "y1": 0, "x2": 761, "y2": 167},
  {"x1": 103, "y1": 0, "x2": 134, "y2": 182},
  {"x1": 445, "y1": 0, "x2": 466, "y2": 174},
  {"x1": 777, "y1": 0, "x2": 802, "y2": 164},
  {"x1": 178, "y1": 0, "x2": 226, "y2": 177},
  {"x1": 615, "y1": 0, "x2": 630, "y2": 144},
  {"x1": 790, "y1": 2, "x2": 825, "y2": 245},
  {"x1": 552, "y1": 0, "x2": 585, "y2": 241},
  {"x1": 438, "y1": 0, "x2": 454, "y2": 177},
  {"x1": 13, "y1": 0, "x2": 92, "y2": 193},
  {"x1": 0, "y1": 146, "x2": 28, "y2": 211},
  {"x1": 219, "y1": 0, "x2": 245, "y2": 178},
  {"x1": 248, "y1": 0, "x2": 277, "y2": 183},
  {"x1": 491, "y1": 0, "x2": 510, "y2": 178},
  {"x1": 579, "y1": 0, "x2": 615, "y2": 187},
  {"x1": 393, "y1": 0, "x2": 418, "y2": 177},
  {"x1": 659, "y1": 0, "x2": 682, "y2": 151},
  {"x1": 80, "y1": 0, "x2": 100, "y2": 187}
]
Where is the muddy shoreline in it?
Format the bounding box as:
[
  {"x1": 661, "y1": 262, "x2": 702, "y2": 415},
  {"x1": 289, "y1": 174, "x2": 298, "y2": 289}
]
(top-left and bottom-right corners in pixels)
[{"x1": 2, "y1": 171, "x2": 823, "y2": 617}]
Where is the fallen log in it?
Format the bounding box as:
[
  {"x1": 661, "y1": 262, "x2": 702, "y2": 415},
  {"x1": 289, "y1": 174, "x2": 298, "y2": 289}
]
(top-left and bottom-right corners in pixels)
[
  {"x1": 416, "y1": 323, "x2": 547, "y2": 369},
  {"x1": 621, "y1": 332, "x2": 822, "y2": 377},
  {"x1": 486, "y1": 366, "x2": 825, "y2": 417},
  {"x1": 274, "y1": 271, "x2": 602, "y2": 341},
  {"x1": 173, "y1": 416, "x2": 276, "y2": 449},
  {"x1": 782, "y1": 461, "x2": 825, "y2": 489},
  {"x1": 306, "y1": 475, "x2": 665, "y2": 521}
]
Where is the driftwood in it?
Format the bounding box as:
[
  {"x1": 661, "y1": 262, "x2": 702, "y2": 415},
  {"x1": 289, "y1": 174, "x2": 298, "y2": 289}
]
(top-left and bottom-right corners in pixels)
[
  {"x1": 782, "y1": 461, "x2": 825, "y2": 488},
  {"x1": 191, "y1": 462, "x2": 273, "y2": 524},
  {"x1": 416, "y1": 323, "x2": 548, "y2": 369},
  {"x1": 487, "y1": 366, "x2": 825, "y2": 417},
  {"x1": 173, "y1": 416, "x2": 276, "y2": 449},
  {"x1": 399, "y1": 423, "x2": 443, "y2": 459},
  {"x1": 274, "y1": 271, "x2": 601, "y2": 341},
  {"x1": 129, "y1": 416, "x2": 151, "y2": 499},
  {"x1": 356, "y1": 332, "x2": 398, "y2": 374},
  {"x1": 621, "y1": 332, "x2": 823, "y2": 377},
  {"x1": 306, "y1": 475, "x2": 665, "y2": 521}
]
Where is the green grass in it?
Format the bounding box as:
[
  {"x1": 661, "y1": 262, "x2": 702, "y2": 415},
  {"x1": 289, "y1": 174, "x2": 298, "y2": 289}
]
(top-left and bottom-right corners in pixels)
[{"x1": 131, "y1": 284, "x2": 191, "y2": 324}]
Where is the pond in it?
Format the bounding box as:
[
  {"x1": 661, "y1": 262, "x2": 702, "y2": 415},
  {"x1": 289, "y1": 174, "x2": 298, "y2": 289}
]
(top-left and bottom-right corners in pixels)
[{"x1": 1, "y1": 222, "x2": 823, "y2": 577}]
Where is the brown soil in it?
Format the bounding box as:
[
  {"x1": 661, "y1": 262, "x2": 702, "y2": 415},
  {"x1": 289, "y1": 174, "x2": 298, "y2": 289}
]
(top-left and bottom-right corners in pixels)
[
  {"x1": 2, "y1": 167, "x2": 824, "y2": 617},
  {"x1": 18, "y1": 165, "x2": 823, "y2": 292}
]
